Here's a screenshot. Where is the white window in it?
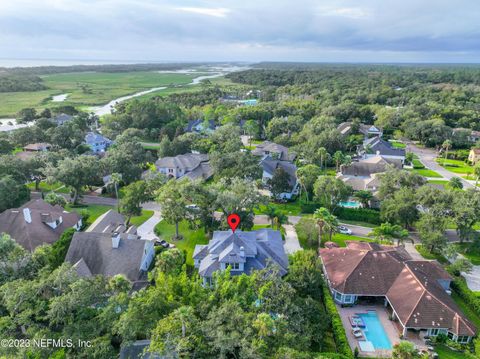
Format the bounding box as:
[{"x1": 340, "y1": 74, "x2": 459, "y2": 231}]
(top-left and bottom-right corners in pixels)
[
  {"x1": 227, "y1": 263, "x2": 240, "y2": 270},
  {"x1": 457, "y1": 336, "x2": 469, "y2": 343},
  {"x1": 335, "y1": 291, "x2": 342, "y2": 301},
  {"x1": 168, "y1": 168, "x2": 174, "y2": 173},
  {"x1": 344, "y1": 295, "x2": 353, "y2": 303},
  {"x1": 430, "y1": 329, "x2": 439, "y2": 336}
]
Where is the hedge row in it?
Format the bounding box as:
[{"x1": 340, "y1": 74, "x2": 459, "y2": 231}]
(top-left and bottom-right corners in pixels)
[
  {"x1": 322, "y1": 285, "x2": 353, "y2": 359},
  {"x1": 300, "y1": 204, "x2": 381, "y2": 225},
  {"x1": 450, "y1": 278, "x2": 480, "y2": 316}
]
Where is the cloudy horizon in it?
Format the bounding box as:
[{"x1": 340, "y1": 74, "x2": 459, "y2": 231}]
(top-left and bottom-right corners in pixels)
[{"x1": 1, "y1": 0, "x2": 480, "y2": 65}]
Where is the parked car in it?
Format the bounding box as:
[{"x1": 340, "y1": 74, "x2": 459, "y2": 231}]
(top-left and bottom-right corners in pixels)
[
  {"x1": 155, "y1": 239, "x2": 170, "y2": 248},
  {"x1": 338, "y1": 225, "x2": 352, "y2": 235}
]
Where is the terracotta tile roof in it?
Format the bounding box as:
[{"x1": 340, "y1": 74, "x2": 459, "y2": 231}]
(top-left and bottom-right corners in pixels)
[{"x1": 320, "y1": 246, "x2": 476, "y2": 337}]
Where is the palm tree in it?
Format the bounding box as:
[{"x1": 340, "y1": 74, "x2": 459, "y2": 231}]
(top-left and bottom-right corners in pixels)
[
  {"x1": 342, "y1": 155, "x2": 352, "y2": 167},
  {"x1": 264, "y1": 205, "x2": 278, "y2": 228},
  {"x1": 448, "y1": 177, "x2": 463, "y2": 190},
  {"x1": 333, "y1": 151, "x2": 344, "y2": 172},
  {"x1": 313, "y1": 207, "x2": 330, "y2": 247},
  {"x1": 324, "y1": 214, "x2": 339, "y2": 241},
  {"x1": 317, "y1": 147, "x2": 328, "y2": 171},
  {"x1": 442, "y1": 139, "x2": 452, "y2": 163},
  {"x1": 369, "y1": 222, "x2": 409, "y2": 245},
  {"x1": 273, "y1": 212, "x2": 288, "y2": 230},
  {"x1": 110, "y1": 172, "x2": 122, "y2": 211},
  {"x1": 353, "y1": 190, "x2": 373, "y2": 208}
]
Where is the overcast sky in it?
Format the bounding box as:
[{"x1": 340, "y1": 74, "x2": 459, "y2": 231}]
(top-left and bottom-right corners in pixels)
[{"x1": 1, "y1": 0, "x2": 479, "y2": 64}]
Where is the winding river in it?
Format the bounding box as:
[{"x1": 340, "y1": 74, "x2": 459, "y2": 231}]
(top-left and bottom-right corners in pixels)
[{"x1": 91, "y1": 65, "x2": 247, "y2": 116}]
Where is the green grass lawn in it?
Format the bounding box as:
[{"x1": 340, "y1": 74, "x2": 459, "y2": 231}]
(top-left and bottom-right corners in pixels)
[
  {"x1": 428, "y1": 179, "x2": 449, "y2": 186},
  {"x1": 0, "y1": 71, "x2": 197, "y2": 117},
  {"x1": 452, "y1": 291, "x2": 480, "y2": 328},
  {"x1": 154, "y1": 220, "x2": 209, "y2": 266},
  {"x1": 256, "y1": 198, "x2": 303, "y2": 216},
  {"x1": 437, "y1": 158, "x2": 473, "y2": 174},
  {"x1": 389, "y1": 140, "x2": 406, "y2": 149},
  {"x1": 326, "y1": 233, "x2": 373, "y2": 247},
  {"x1": 455, "y1": 243, "x2": 480, "y2": 265},
  {"x1": 415, "y1": 245, "x2": 449, "y2": 264},
  {"x1": 129, "y1": 210, "x2": 154, "y2": 227},
  {"x1": 27, "y1": 181, "x2": 65, "y2": 192},
  {"x1": 435, "y1": 344, "x2": 468, "y2": 359},
  {"x1": 65, "y1": 203, "x2": 112, "y2": 226},
  {"x1": 412, "y1": 158, "x2": 425, "y2": 169},
  {"x1": 413, "y1": 168, "x2": 442, "y2": 177}
]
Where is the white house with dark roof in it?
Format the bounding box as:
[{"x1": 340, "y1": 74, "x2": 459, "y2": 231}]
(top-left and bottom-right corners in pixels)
[
  {"x1": 252, "y1": 141, "x2": 296, "y2": 161},
  {"x1": 361, "y1": 137, "x2": 406, "y2": 164},
  {"x1": 85, "y1": 131, "x2": 112, "y2": 153},
  {"x1": 155, "y1": 153, "x2": 213, "y2": 180},
  {"x1": 260, "y1": 158, "x2": 299, "y2": 199},
  {"x1": 193, "y1": 229, "x2": 289, "y2": 285}
]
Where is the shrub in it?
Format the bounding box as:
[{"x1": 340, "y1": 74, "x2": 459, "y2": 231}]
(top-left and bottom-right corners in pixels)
[
  {"x1": 450, "y1": 278, "x2": 480, "y2": 316},
  {"x1": 322, "y1": 285, "x2": 353, "y2": 359},
  {"x1": 335, "y1": 207, "x2": 381, "y2": 225},
  {"x1": 44, "y1": 192, "x2": 67, "y2": 207}
]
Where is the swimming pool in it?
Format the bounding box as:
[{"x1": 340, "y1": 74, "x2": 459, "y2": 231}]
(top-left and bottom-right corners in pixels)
[
  {"x1": 339, "y1": 200, "x2": 361, "y2": 208},
  {"x1": 357, "y1": 311, "x2": 392, "y2": 350}
]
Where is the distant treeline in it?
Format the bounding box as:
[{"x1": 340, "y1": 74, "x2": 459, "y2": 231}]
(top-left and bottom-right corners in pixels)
[
  {"x1": 230, "y1": 64, "x2": 480, "y2": 86},
  {"x1": 0, "y1": 62, "x2": 232, "y2": 76},
  {"x1": 0, "y1": 74, "x2": 47, "y2": 93}
]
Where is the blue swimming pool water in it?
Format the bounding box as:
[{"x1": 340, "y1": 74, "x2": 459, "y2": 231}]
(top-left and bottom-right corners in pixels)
[
  {"x1": 357, "y1": 311, "x2": 392, "y2": 349},
  {"x1": 339, "y1": 200, "x2": 361, "y2": 208}
]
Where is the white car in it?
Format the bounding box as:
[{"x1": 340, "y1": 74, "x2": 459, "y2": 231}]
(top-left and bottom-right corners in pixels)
[{"x1": 338, "y1": 225, "x2": 352, "y2": 235}]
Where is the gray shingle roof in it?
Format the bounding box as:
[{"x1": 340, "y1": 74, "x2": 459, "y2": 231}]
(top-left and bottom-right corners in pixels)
[
  {"x1": 261, "y1": 159, "x2": 297, "y2": 187},
  {"x1": 252, "y1": 141, "x2": 296, "y2": 161},
  {"x1": 155, "y1": 153, "x2": 212, "y2": 180},
  {"x1": 194, "y1": 229, "x2": 288, "y2": 278},
  {"x1": 65, "y1": 232, "x2": 147, "y2": 282},
  {"x1": 0, "y1": 199, "x2": 81, "y2": 252},
  {"x1": 363, "y1": 137, "x2": 405, "y2": 157}
]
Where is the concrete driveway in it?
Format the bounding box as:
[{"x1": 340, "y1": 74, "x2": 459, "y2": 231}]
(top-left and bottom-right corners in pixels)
[
  {"x1": 283, "y1": 224, "x2": 302, "y2": 254},
  {"x1": 137, "y1": 210, "x2": 162, "y2": 240}
]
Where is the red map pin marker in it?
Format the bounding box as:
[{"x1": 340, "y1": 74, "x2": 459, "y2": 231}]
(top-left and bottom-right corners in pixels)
[{"x1": 227, "y1": 213, "x2": 240, "y2": 233}]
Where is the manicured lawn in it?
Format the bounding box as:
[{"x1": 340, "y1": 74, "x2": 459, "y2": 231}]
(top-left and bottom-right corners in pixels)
[
  {"x1": 130, "y1": 210, "x2": 154, "y2": 227},
  {"x1": 428, "y1": 179, "x2": 449, "y2": 186},
  {"x1": 435, "y1": 344, "x2": 468, "y2": 359},
  {"x1": 412, "y1": 158, "x2": 425, "y2": 169},
  {"x1": 326, "y1": 233, "x2": 373, "y2": 247},
  {"x1": 389, "y1": 140, "x2": 406, "y2": 149},
  {"x1": 455, "y1": 243, "x2": 480, "y2": 265},
  {"x1": 256, "y1": 198, "x2": 303, "y2": 216},
  {"x1": 415, "y1": 245, "x2": 449, "y2": 264},
  {"x1": 413, "y1": 168, "x2": 442, "y2": 178},
  {"x1": 65, "y1": 204, "x2": 112, "y2": 226},
  {"x1": 27, "y1": 181, "x2": 65, "y2": 192},
  {"x1": 436, "y1": 158, "x2": 473, "y2": 174},
  {"x1": 154, "y1": 220, "x2": 209, "y2": 266}
]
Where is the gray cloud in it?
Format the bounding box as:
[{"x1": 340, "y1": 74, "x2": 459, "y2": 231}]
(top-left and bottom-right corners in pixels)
[{"x1": 0, "y1": 0, "x2": 479, "y2": 63}]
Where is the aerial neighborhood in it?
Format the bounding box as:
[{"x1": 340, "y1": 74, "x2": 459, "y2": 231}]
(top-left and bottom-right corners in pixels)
[{"x1": 2, "y1": 63, "x2": 480, "y2": 359}]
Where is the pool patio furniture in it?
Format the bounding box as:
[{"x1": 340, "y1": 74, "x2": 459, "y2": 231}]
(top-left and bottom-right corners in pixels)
[{"x1": 349, "y1": 315, "x2": 366, "y2": 328}]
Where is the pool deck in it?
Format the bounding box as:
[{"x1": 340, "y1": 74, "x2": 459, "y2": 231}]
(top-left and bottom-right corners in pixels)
[{"x1": 337, "y1": 304, "x2": 401, "y2": 358}]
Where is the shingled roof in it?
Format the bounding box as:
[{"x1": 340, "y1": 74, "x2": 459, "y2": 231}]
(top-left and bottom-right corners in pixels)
[
  {"x1": 0, "y1": 199, "x2": 81, "y2": 252},
  {"x1": 320, "y1": 243, "x2": 476, "y2": 337},
  {"x1": 252, "y1": 141, "x2": 296, "y2": 161}
]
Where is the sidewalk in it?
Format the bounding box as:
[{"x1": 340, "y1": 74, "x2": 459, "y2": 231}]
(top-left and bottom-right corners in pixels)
[{"x1": 283, "y1": 224, "x2": 302, "y2": 254}]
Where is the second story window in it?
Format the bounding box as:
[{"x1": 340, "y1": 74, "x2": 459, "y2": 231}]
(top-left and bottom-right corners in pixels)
[{"x1": 227, "y1": 263, "x2": 240, "y2": 270}]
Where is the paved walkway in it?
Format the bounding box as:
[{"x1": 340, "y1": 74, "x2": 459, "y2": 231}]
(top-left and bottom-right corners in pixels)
[
  {"x1": 137, "y1": 210, "x2": 162, "y2": 240},
  {"x1": 283, "y1": 224, "x2": 301, "y2": 254},
  {"x1": 403, "y1": 242, "x2": 425, "y2": 260},
  {"x1": 406, "y1": 142, "x2": 475, "y2": 189}
]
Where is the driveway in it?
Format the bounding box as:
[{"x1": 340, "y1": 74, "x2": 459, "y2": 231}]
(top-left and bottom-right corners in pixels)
[
  {"x1": 137, "y1": 210, "x2": 162, "y2": 240},
  {"x1": 283, "y1": 224, "x2": 302, "y2": 254},
  {"x1": 340, "y1": 223, "x2": 371, "y2": 238},
  {"x1": 406, "y1": 142, "x2": 475, "y2": 189}
]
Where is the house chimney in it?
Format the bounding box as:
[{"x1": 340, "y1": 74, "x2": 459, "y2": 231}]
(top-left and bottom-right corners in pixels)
[
  {"x1": 376, "y1": 150, "x2": 380, "y2": 155},
  {"x1": 23, "y1": 208, "x2": 32, "y2": 223},
  {"x1": 240, "y1": 246, "x2": 245, "y2": 258},
  {"x1": 112, "y1": 232, "x2": 120, "y2": 248}
]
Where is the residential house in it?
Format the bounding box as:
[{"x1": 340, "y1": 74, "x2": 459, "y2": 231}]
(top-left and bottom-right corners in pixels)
[
  {"x1": 260, "y1": 158, "x2": 299, "y2": 199},
  {"x1": 119, "y1": 340, "x2": 161, "y2": 359},
  {"x1": 85, "y1": 131, "x2": 112, "y2": 153},
  {"x1": 361, "y1": 137, "x2": 406, "y2": 164},
  {"x1": 320, "y1": 242, "x2": 476, "y2": 343},
  {"x1": 468, "y1": 148, "x2": 480, "y2": 164},
  {"x1": 337, "y1": 122, "x2": 383, "y2": 138},
  {"x1": 0, "y1": 199, "x2": 82, "y2": 252},
  {"x1": 252, "y1": 141, "x2": 296, "y2": 161},
  {"x1": 193, "y1": 229, "x2": 289, "y2": 285},
  {"x1": 52, "y1": 113, "x2": 73, "y2": 126},
  {"x1": 185, "y1": 119, "x2": 216, "y2": 134},
  {"x1": 452, "y1": 128, "x2": 480, "y2": 143},
  {"x1": 337, "y1": 155, "x2": 401, "y2": 192},
  {"x1": 155, "y1": 153, "x2": 213, "y2": 180},
  {"x1": 16, "y1": 142, "x2": 52, "y2": 161},
  {"x1": 65, "y1": 210, "x2": 155, "y2": 284}
]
